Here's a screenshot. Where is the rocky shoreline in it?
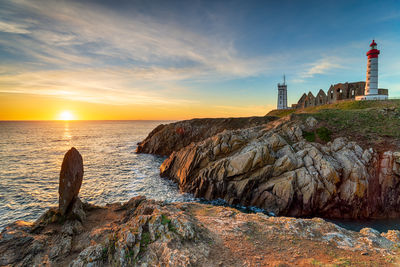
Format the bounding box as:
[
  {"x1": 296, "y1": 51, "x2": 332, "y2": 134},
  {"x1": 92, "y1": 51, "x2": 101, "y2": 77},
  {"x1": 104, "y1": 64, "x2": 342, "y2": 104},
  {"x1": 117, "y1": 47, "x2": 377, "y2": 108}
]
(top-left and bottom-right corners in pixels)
[
  {"x1": 3, "y1": 109, "x2": 400, "y2": 265},
  {"x1": 2, "y1": 196, "x2": 400, "y2": 266},
  {"x1": 139, "y1": 115, "x2": 400, "y2": 219}
]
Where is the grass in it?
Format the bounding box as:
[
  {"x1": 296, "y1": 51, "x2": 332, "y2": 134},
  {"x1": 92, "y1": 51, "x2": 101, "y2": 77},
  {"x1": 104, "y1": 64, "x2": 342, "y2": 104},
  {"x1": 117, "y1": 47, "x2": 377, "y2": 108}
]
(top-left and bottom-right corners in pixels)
[
  {"x1": 161, "y1": 214, "x2": 171, "y2": 225},
  {"x1": 310, "y1": 259, "x2": 323, "y2": 266},
  {"x1": 269, "y1": 100, "x2": 400, "y2": 151},
  {"x1": 311, "y1": 108, "x2": 400, "y2": 138},
  {"x1": 267, "y1": 108, "x2": 297, "y2": 117},
  {"x1": 267, "y1": 99, "x2": 400, "y2": 117},
  {"x1": 141, "y1": 232, "x2": 151, "y2": 246},
  {"x1": 303, "y1": 130, "x2": 316, "y2": 142},
  {"x1": 316, "y1": 127, "x2": 332, "y2": 142}
]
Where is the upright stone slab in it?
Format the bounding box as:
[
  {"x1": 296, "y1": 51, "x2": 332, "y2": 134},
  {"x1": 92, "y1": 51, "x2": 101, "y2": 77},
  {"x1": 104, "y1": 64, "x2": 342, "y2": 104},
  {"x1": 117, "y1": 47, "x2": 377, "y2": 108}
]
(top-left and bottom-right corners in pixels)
[{"x1": 59, "y1": 147, "x2": 84, "y2": 215}]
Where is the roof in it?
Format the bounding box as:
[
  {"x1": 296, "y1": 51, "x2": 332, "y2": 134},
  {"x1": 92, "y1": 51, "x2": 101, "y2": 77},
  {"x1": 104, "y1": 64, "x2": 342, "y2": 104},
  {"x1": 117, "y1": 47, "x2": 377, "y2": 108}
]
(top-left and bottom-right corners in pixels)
[{"x1": 370, "y1": 40, "x2": 377, "y2": 47}]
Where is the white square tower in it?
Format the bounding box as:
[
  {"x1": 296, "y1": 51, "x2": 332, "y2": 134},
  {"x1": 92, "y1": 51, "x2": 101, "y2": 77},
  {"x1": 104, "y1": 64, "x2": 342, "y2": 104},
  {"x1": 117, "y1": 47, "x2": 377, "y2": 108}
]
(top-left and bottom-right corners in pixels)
[{"x1": 277, "y1": 75, "x2": 288, "y2": 109}]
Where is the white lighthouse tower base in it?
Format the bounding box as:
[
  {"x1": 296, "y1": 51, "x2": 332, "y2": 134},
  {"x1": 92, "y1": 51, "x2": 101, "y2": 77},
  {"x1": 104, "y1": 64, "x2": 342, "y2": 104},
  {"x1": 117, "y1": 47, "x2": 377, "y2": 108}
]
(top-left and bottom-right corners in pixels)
[{"x1": 355, "y1": 94, "x2": 387, "y2": 101}]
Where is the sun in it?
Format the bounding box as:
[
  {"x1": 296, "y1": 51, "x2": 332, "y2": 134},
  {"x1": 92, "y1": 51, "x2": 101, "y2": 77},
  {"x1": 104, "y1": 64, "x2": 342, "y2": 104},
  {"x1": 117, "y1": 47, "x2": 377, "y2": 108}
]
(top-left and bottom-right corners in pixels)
[{"x1": 58, "y1": 111, "x2": 75, "y2": 121}]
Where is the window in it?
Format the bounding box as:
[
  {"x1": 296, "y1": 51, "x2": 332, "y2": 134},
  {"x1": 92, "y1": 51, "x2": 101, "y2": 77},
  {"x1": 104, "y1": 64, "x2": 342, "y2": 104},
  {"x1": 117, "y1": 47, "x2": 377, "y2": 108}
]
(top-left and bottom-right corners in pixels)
[
  {"x1": 331, "y1": 92, "x2": 333, "y2": 99},
  {"x1": 352, "y1": 90, "x2": 355, "y2": 96}
]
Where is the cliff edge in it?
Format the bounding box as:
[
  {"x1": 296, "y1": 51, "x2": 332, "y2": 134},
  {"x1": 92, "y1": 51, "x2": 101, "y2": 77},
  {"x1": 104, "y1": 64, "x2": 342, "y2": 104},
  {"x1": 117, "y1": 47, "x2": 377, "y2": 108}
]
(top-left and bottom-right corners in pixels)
[
  {"x1": 138, "y1": 100, "x2": 400, "y2": 219},
  {"x1": 136, "y1": 116, "x2": 278, "y2": 156}
]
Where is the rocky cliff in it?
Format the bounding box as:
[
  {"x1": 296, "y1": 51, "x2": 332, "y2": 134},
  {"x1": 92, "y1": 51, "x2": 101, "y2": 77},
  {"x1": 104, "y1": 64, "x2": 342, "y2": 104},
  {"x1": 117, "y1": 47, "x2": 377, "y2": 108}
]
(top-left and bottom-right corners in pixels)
[
  {"x1": 136, "y1": 116, "x2": 278, "y2": 156},
  {"x1": 160, "y1": 116, "x2": 400, "y2": 219},
  {"x1": 2, "y1": 196, "x2": 400, "y2": 266}
]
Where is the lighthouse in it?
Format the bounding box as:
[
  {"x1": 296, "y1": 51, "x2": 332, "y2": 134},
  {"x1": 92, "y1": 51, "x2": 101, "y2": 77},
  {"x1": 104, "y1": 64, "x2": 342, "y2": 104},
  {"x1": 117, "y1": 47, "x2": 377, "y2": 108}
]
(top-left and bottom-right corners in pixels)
[
  {"x1": 277, "y1": 75, "x2": 288, "y2": 109},
  {"x1": 356, "y1": 40, "x2": 388, "y2": 100}
]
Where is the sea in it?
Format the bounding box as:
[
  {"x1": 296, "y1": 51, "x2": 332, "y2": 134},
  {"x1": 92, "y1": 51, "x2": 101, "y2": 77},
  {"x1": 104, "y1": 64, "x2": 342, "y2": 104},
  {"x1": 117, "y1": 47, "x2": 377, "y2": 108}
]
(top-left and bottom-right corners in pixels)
[
  {"x1": 0, "y1": 120, "x2": 195, "y2": 230},
  {"x1": 1, "y1": 120, "x2": 400, "y2": 233}
]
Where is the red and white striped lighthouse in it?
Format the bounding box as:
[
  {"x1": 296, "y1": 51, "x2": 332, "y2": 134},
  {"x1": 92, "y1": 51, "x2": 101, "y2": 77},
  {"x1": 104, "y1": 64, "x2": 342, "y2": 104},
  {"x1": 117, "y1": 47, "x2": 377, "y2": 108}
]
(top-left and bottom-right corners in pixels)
[
  {"x1": 356, "y1": 40, "x2": 387, "y2": 100},
  {"x1": 365, "y1": 40, "x2": 379, "y2": 96}
]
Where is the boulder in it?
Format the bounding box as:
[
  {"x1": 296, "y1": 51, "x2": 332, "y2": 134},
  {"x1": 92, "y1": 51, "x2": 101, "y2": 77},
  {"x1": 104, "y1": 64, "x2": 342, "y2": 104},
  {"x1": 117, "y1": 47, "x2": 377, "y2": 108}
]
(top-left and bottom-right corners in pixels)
[
  {"x1": 305, "y1": 116, "x2": 318, "y2": 129},
  {"x1": 59, "y1": 147, "x2": 84, "y2": 216}
]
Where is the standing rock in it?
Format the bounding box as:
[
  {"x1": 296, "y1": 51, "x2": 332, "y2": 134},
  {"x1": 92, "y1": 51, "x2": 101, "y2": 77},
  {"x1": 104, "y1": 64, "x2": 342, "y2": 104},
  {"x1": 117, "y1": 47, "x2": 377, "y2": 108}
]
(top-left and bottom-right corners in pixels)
[{"x1": 59, "y1": 147, "x2": 84, "y2": 216}]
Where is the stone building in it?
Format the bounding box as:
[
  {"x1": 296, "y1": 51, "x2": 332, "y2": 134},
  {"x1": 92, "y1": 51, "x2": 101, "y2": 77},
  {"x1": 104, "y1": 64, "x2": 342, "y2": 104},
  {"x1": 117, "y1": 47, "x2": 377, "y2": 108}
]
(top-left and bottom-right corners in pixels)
[
  {"x1": 315, "y1": 89, "x2": 327, "y2": 106},
  {"x1": 295, "y1": 93, "x2": 307, "y2": 109},
  {"x1": 326, "y1": 82, "x2": 365, "y2": 104},
  {"x1": 305, "y1": 92, "x2": 315, "y2": 108},
  {"x1": 295, "y1": 81, "x2": 388, "y2": 109}
]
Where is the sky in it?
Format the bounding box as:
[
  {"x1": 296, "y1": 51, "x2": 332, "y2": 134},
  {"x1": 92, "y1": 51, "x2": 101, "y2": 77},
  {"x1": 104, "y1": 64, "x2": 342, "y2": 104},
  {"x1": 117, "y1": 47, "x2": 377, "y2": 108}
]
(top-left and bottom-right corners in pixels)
[{"x1": 0, "y1": 0, "x2": 399, "y2": 120}]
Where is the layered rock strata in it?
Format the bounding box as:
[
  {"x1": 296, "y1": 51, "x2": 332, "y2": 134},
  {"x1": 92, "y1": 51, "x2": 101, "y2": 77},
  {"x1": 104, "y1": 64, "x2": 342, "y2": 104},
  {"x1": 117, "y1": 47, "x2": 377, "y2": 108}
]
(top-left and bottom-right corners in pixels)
[
  {"x1": 160, "y1": 117, "x2": 400, "y2": 219},
  {"x1": 136, "y1": 116, "x2": 278, "y2": 156},
  {"x1": 1, "y1": 197, "x2": 400, "y2": 266}
]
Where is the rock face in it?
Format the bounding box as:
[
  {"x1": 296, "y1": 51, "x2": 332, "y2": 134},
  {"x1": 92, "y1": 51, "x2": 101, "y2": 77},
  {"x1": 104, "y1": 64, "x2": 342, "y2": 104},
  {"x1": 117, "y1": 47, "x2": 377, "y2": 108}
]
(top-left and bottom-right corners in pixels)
[
  {"x1": 1, "y1": 197, "x2": 400, "y2": 266},
  {"x1": 160, "y1": 116, "x2": 400, "y2": 219},
  {"x1": 59, "y1": 147, "x2": 84, "y2": 216},
  {"x1": 136, "y1": 116, "x2": 278, "y2": 156}
]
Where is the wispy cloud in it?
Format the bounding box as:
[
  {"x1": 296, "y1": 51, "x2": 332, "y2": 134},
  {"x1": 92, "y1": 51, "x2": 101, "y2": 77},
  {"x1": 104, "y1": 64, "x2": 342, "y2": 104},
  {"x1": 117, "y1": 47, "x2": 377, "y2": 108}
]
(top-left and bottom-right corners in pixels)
[
  {"x1": 299, "y1": 57, "x2": 344, "y2": 79},
  {"x1": 0, "y1": 67, "x2": 198, "y2": 105},
  {"x1": 0, "y1": 21, "x2": 31, "y2": 34},
  {"x1": 0, "y1": 0, "x2": 278, "y2": 78},
  {"x1": 0, "y1": 0, "x2": 295, "y2": 107}
]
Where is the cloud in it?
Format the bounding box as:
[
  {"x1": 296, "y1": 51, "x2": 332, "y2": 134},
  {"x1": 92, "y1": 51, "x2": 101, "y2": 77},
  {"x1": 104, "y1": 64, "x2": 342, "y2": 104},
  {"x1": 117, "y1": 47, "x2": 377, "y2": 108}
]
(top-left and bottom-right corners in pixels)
[
  {"x1": 299, "y1": 57, "x2": 344, "y2": 79},
  {"x1": 0, "y1": 67, "x2": 198, "y2": 105},
  {"x1": 0, "y1": 21, "x2": 31, "y2": 34},
  {"x1": 0, "y1": 0, "x2": 285, "y2": 78}
]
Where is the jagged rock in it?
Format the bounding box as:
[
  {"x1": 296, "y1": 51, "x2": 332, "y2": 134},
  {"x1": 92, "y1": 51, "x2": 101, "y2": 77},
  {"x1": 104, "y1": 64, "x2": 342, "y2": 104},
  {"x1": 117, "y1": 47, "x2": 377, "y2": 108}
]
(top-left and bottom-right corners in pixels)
[
  {"x1": 305, "y1": 116, "x2": 318, "y2": 128},
  {"x1": 160, "y1": 117, "x2": 400, "y2": 219},
  {"x1": 381, "y1": 230, "x2": 400, "y2": 242},
  {"x1": 1, "y1": 198, "x2": 399, "y2": 266},
  {"x1": 136, "y1": 116, "x2": 278, "y2": 156},
  {"x1": 59, "y1": 147, "x2": 84, "y2": 216}
]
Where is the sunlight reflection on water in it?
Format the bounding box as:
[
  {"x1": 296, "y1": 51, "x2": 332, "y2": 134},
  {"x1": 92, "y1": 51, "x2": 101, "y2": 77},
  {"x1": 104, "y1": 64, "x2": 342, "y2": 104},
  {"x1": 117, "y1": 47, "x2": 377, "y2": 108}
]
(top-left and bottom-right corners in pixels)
[{"x1": 0, "y1": 121, "x2": 195, "y2": 230}]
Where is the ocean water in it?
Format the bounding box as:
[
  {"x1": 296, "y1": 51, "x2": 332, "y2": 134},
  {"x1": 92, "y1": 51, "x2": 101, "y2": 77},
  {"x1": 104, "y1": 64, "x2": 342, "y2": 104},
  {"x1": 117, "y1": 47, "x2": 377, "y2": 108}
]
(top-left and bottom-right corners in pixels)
[
  {"x1": 1, "y1": 121, "x2": 399, "y2": 233},
  {"x1": 0, "y1": 120, "x2": 195, "y2": 230}
]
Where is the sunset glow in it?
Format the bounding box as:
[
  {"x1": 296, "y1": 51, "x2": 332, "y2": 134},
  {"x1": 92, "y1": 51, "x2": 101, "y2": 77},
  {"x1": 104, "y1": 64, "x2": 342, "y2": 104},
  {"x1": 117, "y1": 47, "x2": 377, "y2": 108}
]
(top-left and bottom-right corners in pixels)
[
  {"x1": 58, "y1": 111, "x2": 75, "y2": 121},
  {"x1": 0, "y1": 0, "x2": 399, "y2": 121}
]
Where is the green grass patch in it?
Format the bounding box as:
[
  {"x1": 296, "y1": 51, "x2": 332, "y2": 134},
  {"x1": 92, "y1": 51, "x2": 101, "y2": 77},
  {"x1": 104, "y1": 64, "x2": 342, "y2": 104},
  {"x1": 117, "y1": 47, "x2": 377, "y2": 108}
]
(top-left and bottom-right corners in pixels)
[
  {"x1": 125, "y1": 248, "x2": 135, "y2": 259},
  {"x1": 168, "y1": 222, "x2": 177, "y2": 233},
  {"x1": 139, "y1": 231, "x2": 151, "y2": 255},
  {"x1": 267, "y1": 108, "x2": 297, "y2": 118},
  {"x1": 302, "y1": 130, "x2": 316, "y2": 142},
  {"x1": 316, "y1": 127, "x2": 331, "y2": 142},
  {"x1": 310, "y1": 258, "x2": 323, "y2": 266},
  {"x1": 161, "y1": 214, "x2": 171, "y2": 225},
  {"x1": 141, "y1": 232, "x2": 151, "y2": 246}
]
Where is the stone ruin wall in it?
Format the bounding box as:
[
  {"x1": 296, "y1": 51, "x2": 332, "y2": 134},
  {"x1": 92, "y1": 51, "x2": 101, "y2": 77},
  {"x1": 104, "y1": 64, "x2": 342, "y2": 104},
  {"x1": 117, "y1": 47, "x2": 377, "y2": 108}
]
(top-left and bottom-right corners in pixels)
[{"x1": 292, "y1": 81, "x2": 389, "y2": 109}]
